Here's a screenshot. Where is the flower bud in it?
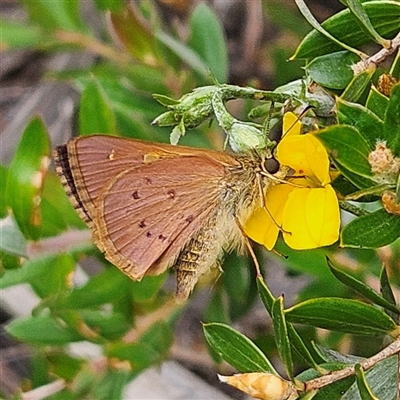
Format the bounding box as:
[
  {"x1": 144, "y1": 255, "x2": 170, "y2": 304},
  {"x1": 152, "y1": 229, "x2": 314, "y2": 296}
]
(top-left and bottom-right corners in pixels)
[
  {"x1": 228, "y1": 121, "x2": 266, "y2": 152},
  {"x1": 218, "y1": 372, "x2": 297, "y2": 400}
]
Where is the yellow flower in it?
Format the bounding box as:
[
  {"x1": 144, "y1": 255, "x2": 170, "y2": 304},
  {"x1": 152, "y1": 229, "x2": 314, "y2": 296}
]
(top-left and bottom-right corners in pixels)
[{"x1": 244, "y1": 112, "x2": 340, "y2": 250}]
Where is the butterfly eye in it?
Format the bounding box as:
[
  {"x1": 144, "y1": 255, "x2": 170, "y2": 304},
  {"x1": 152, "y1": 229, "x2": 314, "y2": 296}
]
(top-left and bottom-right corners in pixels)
[{"x1": 264, "y1": 157, "x2": 280, "y2": 174}]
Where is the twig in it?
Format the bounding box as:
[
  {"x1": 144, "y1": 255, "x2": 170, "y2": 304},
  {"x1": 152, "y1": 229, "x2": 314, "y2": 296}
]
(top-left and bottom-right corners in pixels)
[
  {"x1": 304, "y1": 336, "x2": 400, "y2": 392},
  {"x1": 352, "y1": 31, "x2": 400, "y2": 74}
]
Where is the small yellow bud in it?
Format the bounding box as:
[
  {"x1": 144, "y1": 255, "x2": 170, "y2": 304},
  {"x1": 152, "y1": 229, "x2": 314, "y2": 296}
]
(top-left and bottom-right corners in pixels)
[{"x1": 218, "y1": 372, "x2": 297, "y2": 400}]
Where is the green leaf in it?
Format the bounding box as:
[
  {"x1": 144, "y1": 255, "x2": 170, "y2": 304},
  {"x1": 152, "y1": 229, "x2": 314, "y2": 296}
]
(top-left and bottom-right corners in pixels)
[
  {"x1": 257, "y1": 278, "x2": 320, "y2": 370},
  {"x1": 0, "y1": 254, "x2": 73, "y2": 293},
  {"x1": 41, "y1": 172, "x2": 85, "y2": 230},
  {"x1": 355, "y1": 364, "x2": 380, "y2": 400},
  {"x1": 337, "y1": 98, "x2": 383, "y2": 148},
  {"x1": 313, "y1": 343, "x2": 363, "y2": 364},
  {"x1": 292, "y1": 1, "x2": 400, "y2": 60},
  {"x1": 294, "y1": 0, "x2": 362, "y2": 57},
  {"x1": 47, "y1": 352, "x2": 84, "y2": 381},
  {"x1": 91, "y1": 368, "x2": 130, "y2": 400},
  {"x1": 345, "y1": 0, "x2": 389, "y2": 46},
  {"x1": 341, "y1": 208, "x2": 400, "y2": 248},
  {"x1": 285, "y1": 297, "x2": 397, "y2": 336},
  {"x1": 138, "y1": 320, "x2": 174, "y2": 355},
  {"x1": 341, "y1": 67, "x2": 375, "y2": 102},
  {"x1": 0, "y1": 166, "x2": 7, "y2": 218},
  {"x1": 155, "y1": 31, "x2": 209, "y2": 78},
  {"x1": 107, "y1": 321, "x2": 173, "y2": 371},
  {"x1": 107, "y1": 342, "x2": 161, "y2": 372},
  {"x1": 287, "y1": 324, "x2": 321, "y2": 371},
  {"x1": 365, "y1": 86, "x2": 389, "y2": 120},
  {"x1": 203, "y1": 322, "x2": 277, "y2": 374},
  {"x1": 189, "y1": 3, "x2": 228, "y2": 83},
  {"x1": 93, "y1": 0, "x2": 124, "y2": 12},
  {"x1": 382, "y1": 83, "x2": 400, "y2": 156},
  {"x1": 79, "y1": 310, "x2": 130, "y2": 340},
  {"x1": 272, "y1": 296, "x2": 293, "y2": 380},
  {"x1": 306, "y1": 51, "x2": 361, "y2": 89},
  {"x1": 0, "y1": 20, "x2": 45, "y2": 49},
  {"x1": 6, "y1": 117, "x2": 51, "y2": 240},
  {"x1": 257, "y1": 276, "x2": 275, "y2": 314},
  {"x1": 328, "y1": 259, "x2": 399, "y2": 314},
  {"x1": 342, "y1": 356, "x2": 397, "y2": 400},
  {"x1": 29, "y1": 253, "x2": 75, "y2": 298},
  {"x1": 380, "y1": 266, "x2": 398, "y2": 320},
  {"x1": 223, "y1": 253, "x2": 256, "y2": 321},
  {"x1": 109, "y1": 4, "x2": 157, "y2": 65},
  {"x1": 0, "y1": 218, "x2": 27, "y2": 258},
  {"x1": 79, "y1": 80, "x2": 117, "y2": 136},
  {"x1": 317, "y1": 125, "x2": 372, "y2": 177},
  {"x1": 334, "y1": 160, "x2": 377, "y2": 190},
  {"x1": 7, "y1": 316, "x2": 82, "y2": 345},
  {"x1": 62, "y1": 267, "x2": 131, "y2": 309},
  {"x1": 21, "y1": 0, "x2": 86, "y2": 32},
  {"x1": 130, "y1": 274, "x2": 167, "y2": 302},
  {"x1": 204, "y1": 290, "x2": 230, "y2": 325}
]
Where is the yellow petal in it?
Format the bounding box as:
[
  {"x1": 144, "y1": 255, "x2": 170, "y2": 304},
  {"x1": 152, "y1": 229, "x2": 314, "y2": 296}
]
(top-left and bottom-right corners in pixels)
[
  {"x1": 282, "y1": 185, "x2": 340, "y2": 249},
  {"x1": 244, "y1": 184, "x2": 294, "y2": 250},
  {"x1": 282, "y1": 112, "x2": 301, "y2": 137},
  {"x1": 277, "y1": 134, "x2": 331, "y2": 186}
]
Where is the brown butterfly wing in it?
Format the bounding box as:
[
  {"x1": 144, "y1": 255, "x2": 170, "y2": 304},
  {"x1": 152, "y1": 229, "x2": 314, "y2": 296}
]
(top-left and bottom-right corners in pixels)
[
  {"x1": 54, "y1": 135, "x2": 235, "y2": 227},
  {"x1": 93, "y1": 155, "x2": 231, "y2": 280}
]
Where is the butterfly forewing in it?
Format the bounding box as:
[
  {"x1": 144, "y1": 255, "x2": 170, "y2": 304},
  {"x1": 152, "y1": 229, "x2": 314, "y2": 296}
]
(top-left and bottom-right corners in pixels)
[
  {"x1": 55, "y1": 135, "x2": 243, "y2": 282},
  {"x1": 93, "y1": 155, "x2": 230, "y2": 279}
]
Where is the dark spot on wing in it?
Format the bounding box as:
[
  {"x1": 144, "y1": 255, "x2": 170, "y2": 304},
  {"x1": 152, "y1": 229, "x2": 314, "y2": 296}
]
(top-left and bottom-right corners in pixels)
[
  {"x1": 132, "y1": 190, "x2": 140, "y2": 199},
  {"x1": 186, "y1": 215, "x2": 194, "y2": 223},
  {"x1": 167, "y1": 189, "x2": 176, "y2": 199},
  {"x1": 158, "y1": 234, "x2": 167, "y2": 242},
  {"x1": 139, "y1": 220, "x2": 146, "y2": 228},
  {"x1": 146, "y1": 231, "x2": 152, "y2": 237},
  {"x1": 145, "y1": 177, "x2": 152, "y2": 185}
]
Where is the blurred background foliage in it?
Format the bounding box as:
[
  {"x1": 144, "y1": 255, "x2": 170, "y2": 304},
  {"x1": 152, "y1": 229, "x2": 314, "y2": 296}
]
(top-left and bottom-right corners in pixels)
[{"x1": 1, "y1": 0, "x2": 400, "y2": 399}]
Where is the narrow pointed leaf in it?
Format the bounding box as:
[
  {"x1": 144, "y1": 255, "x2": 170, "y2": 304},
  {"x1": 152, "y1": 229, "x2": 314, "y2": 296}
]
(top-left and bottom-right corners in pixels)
[
  {"x1": 341, "y1": 208, "x2": 400, "y2": 248},
  {"x1": 341, "y1": 67, "x2": 375, "y2": 103},
  {"x1": 285, "y1": 297, "x2": 397, "y2": 335},
  {"x1": 292, "y1": 2, "x2": 400, "y2": 60},
  {"x1": 189, "y1": 3, "x2": 228, "y2": 83},
  {"x1": 109, "y1": 4, "x2": 158, "y2": 65},
  {"x1": 294, "y1": 0, "x2": 362, "y2": 57},
  {"x1": 6, "y1": 117, "x2": 51, "y2": 240},
  {"x1": 345, "y1": 0, "x2": 389, "y2": 46},
  {"x1": 380, "y1": 266, "x2": 398, "y2": 320},
  {"x1": 365, "y1": 86, "x2": 389, "y2": 120},
  {"x1": 272, "y1": 296, "x2": 294, "y2": 380},
  {"x1": 342, "y1": 356, "x2": 398, "y2": 400},
  {"x1": 257, "y1": 276, "x2": 275, "y2": 314},
  {"x1": 156, "y1": 31, "x2": 209, "y2": 78},
  {"x1": 21, "y1": 0, "x2": 86, "y2": 32},
  {"x1": 79, "y1": 80, "x2": 117, "y2": 136},
  {"x1": 203, "y1": 322, "x2": 277, "y2": 374},
  {"x1": 382, "y1": 83, "x2": 400, "y2": 156},
  {"x1": 328, "y1": 259, "x2": 399, "y2": 314},
  {"x1": 7, "y1": 316, "x2": 82, "y2": 345},
  {"x1": 355, "y1": 364, "x2": 380, "y2": 400}
]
